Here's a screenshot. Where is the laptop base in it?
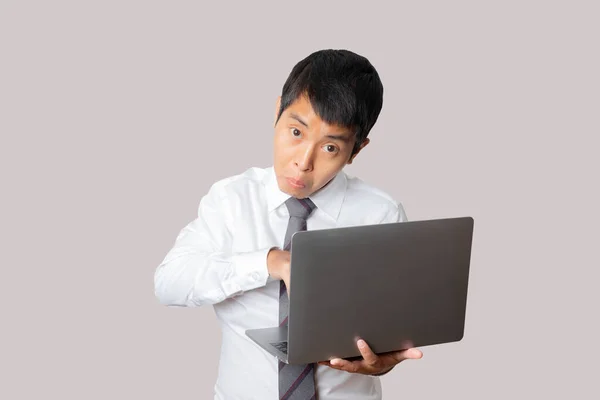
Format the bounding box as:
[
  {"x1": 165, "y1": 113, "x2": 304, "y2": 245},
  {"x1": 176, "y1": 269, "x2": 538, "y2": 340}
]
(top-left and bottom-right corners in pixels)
[{"x1": 246, "y1": 326, "x2": 289, "y2": 363}]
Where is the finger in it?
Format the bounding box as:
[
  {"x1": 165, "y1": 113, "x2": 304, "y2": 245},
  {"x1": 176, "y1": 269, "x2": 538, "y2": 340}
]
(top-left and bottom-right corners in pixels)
[
  {"x1": 329, "y1": 358, "x2": 360, "y2": 373},
  {"x1": 318, "y1": 360, "x2": 340, "y2": 369},
  {"x1": 356, "y1": 339, "x2": 379, "y2": 366}
]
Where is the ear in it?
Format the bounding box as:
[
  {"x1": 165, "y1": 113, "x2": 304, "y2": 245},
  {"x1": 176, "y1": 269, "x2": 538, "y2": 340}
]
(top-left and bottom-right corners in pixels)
[
  {"x1": 347, "y1": 138, "x2": 370, "y2": 165},
  {"x1": 274, "y1": 96, "x2": 282, "y2": 127}
]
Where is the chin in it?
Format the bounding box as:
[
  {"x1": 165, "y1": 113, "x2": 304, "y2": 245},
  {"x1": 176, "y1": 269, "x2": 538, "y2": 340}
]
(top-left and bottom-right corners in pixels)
[
  {"x1": 286, "y1": 187, "x2": 306, "y2": 198},
  {"x1": 286, "y1": 185, "x2": 312, "y2": 199}
]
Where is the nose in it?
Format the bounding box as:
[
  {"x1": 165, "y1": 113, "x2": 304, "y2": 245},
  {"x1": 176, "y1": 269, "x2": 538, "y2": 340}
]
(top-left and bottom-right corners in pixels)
[{"x1": 294, "y1": 143, "x2": 315, "y2": 172}]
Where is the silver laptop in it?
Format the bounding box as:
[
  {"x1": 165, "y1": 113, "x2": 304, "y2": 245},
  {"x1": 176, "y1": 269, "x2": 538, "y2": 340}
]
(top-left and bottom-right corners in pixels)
[{"x1": 246, "y1": 216, "x2": 475, "y2": 365}]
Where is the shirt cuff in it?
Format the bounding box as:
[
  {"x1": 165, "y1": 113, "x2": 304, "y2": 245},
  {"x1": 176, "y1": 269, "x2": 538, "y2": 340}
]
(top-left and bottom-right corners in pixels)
[{"x1": 230, "y1": 248, "x2": 273, "y2": 292}]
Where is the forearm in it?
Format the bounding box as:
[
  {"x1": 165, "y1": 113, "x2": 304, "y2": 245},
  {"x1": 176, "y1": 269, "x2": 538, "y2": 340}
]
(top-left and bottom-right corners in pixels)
[
  {"x1": 154, "y1": 189, "x2": 271, "y2": 307},
  {"x1": 154, "y1": 246, "x2": 271, "y2": 307}
]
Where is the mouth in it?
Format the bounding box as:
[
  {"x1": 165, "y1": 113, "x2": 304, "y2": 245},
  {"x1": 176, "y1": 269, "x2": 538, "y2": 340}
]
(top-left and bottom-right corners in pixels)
[{"x1": 286, "y1": 177, "x2": 306, "y2": 189}]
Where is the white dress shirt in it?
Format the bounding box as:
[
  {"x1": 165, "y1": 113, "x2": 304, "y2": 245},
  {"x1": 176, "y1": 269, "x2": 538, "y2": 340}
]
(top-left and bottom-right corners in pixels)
[{"x1": 154, "y1": 166, "x2": 407, "y2": 400}]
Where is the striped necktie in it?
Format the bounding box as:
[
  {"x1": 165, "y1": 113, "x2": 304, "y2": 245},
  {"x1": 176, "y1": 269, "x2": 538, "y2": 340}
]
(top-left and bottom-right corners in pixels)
[{"x1": 279, "y1": 197, "x2": 317, "y2": 400}]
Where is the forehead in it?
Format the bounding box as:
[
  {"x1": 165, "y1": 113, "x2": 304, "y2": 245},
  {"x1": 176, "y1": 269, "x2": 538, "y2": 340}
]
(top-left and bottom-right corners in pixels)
[{"x1": 284, "y1": 95, "x2": 349, "y2": 133}]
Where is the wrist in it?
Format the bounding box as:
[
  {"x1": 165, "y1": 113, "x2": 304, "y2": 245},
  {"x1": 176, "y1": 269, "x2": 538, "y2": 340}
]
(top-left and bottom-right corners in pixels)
[
  {"x1": 267, "y1": 247, "x2": 281, "y2": 279},
  {"x1": 371, "y1": 366, "x2": 394, "y2": 376}
]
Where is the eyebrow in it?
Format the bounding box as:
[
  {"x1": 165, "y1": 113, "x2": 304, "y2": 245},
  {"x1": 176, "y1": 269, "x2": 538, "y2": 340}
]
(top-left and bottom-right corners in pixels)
[
  {"x1": 289, "y1": 113, "x2": 309, "y2": 128},
  {"x1": 289, "y1": 113, "x2": 353, "y2": 143}
]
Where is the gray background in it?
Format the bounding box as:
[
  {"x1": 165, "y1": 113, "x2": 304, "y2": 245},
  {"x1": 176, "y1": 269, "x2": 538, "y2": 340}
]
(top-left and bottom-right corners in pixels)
[{"x1": 1, "y1": 0, "x2": 598, "y2": 398}]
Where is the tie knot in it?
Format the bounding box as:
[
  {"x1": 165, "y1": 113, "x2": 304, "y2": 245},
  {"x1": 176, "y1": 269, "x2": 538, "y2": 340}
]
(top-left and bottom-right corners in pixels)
[{"x1": 285, "y1": 197, "x2": 316, "y2": 219}]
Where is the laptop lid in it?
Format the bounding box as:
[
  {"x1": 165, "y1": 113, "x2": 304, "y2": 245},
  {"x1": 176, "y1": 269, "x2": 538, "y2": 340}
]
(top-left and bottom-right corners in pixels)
[{"x1": 285, "y1": 216, "x2": 474, "y2": 365}]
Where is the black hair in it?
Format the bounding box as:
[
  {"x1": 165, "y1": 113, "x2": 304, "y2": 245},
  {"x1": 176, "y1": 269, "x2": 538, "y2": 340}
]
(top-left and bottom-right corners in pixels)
[{"x1": 276, "y1": 49, "x2": 384, "y2": 156}]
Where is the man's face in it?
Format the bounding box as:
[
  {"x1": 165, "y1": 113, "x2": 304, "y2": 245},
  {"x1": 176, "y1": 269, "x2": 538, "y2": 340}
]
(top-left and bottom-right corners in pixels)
[{"x1": 273, "y1": 95, "x2": 369, "y2": 199}]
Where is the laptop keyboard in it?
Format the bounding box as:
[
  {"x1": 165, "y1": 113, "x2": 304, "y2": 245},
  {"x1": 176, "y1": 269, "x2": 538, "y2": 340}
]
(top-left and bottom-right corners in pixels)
[{"x1": 270, "y1": 341, "x2": 288, "y2": 354}]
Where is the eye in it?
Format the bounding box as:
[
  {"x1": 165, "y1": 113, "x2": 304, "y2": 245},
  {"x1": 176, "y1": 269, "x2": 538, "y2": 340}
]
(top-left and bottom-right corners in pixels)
[
  {"x1": 323, "y1": 144, "x2": 339, "y2": 154},
  {"x1": 291, "y1": 128, "x2": 301, "y2": 137}
]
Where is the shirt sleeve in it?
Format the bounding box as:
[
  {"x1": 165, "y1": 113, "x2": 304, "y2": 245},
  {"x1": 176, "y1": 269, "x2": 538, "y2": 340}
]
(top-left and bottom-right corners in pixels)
[{"x1": 154, "y1": 182, "x2": 271, "y2": 307}]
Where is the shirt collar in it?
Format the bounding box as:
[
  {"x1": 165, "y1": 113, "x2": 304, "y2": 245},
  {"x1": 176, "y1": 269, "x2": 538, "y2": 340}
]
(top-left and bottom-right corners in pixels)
[{"x1": 264, "y1": 166, "x2": 347, "y2": 221}]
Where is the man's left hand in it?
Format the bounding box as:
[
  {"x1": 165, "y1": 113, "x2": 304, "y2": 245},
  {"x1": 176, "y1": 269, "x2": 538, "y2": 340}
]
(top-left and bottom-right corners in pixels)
[{"x1": 317, "y1": 339, "x2": 423, "y2": 375}]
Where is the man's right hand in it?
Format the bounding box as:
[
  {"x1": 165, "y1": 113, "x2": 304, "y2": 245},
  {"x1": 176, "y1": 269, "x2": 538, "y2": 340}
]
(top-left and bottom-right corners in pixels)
[{"x1": 267, "y1": 249, "x2": 291, "y2": 296}]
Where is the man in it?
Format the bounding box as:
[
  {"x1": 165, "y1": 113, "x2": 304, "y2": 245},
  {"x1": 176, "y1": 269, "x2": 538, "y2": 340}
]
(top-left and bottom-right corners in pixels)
[{"x1": 154, "y1": 49, "x2": 423, "y2": 400}]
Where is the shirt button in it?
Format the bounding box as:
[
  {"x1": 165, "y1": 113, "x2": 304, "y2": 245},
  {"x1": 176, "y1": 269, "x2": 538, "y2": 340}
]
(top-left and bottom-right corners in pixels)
[{"x1": 251, "y1": 272, "x2": 259, "y2": 281}]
